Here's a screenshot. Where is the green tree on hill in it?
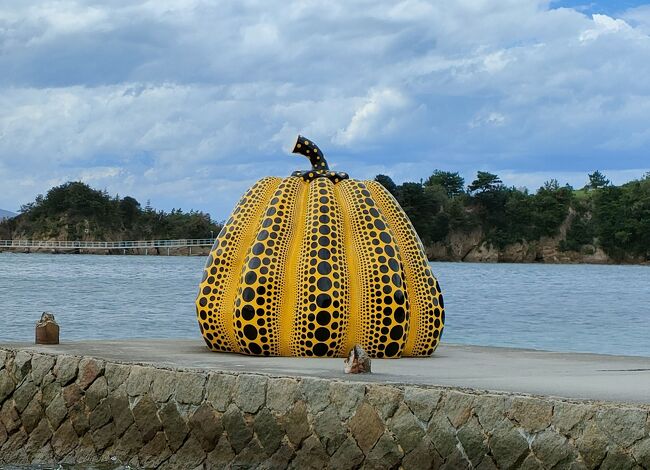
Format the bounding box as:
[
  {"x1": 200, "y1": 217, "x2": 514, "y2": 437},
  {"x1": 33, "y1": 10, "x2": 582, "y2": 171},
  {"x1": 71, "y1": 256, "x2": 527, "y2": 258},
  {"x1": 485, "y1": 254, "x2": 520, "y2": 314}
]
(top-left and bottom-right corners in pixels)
[
  {"x1": 467, "y1": 171, "x2": 503, "y2": 194},
  {"x1": 587, "y1": 170, "x2": 610, "y2": 190},
  {"x1": 424, "y1": 170, "x2": 465, "y2": 198},
  {"x1": 4, "y1": 181, "x2": 221, "y2": 241}
]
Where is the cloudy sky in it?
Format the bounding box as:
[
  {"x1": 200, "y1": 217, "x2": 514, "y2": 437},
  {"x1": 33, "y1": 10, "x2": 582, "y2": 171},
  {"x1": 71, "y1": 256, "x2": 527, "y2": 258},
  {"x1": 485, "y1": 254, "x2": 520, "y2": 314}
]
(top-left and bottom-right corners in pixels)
[{"x1": 1, "y1": 0, "x2": 649, "y2": 219}]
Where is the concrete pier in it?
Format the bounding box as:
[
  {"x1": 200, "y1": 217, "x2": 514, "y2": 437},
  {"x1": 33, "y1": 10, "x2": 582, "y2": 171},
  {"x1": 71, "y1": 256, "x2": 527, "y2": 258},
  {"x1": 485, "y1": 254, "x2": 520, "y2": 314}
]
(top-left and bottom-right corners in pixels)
[
  {"x1": 8, "y1": 339, "x2": 650, "y2": 404},
  {"x1": 2, "y1": 340, "x2": 650, "y2": 468}
]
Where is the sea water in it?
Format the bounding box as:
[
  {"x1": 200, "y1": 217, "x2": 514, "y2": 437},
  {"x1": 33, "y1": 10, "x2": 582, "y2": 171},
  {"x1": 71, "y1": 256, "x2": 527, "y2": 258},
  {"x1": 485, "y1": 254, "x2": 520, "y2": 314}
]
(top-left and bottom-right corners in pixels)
[{"x1": 1, "y1": 252, "x2": 649, "y2": 357}]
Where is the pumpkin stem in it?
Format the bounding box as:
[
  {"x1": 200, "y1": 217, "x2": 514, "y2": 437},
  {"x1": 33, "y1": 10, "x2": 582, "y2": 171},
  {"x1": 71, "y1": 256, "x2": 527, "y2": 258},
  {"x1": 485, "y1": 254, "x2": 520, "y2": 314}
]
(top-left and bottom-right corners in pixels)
[{"x1": 291, "y1": 135, "x2": 330, "y2": 171}]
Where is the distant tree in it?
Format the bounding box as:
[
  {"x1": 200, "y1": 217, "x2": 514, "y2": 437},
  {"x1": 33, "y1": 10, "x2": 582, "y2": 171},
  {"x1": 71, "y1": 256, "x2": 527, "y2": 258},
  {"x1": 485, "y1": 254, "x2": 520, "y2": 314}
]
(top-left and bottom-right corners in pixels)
[
  {"x1": 587, "y1": 170, "x2": 610, "y2": 190},
  {"x1": 467, "y1": 171, "x2": 503, "y2": 194},
  {"x1": 542, "y1": 179, "x2": 560, "y2": 192},
  {"x1": 425, "y1": 170, "x2": 465, "y2": 198},
  {"x1": 374, "y1": 174, "x2": 398, "y2": 196}
]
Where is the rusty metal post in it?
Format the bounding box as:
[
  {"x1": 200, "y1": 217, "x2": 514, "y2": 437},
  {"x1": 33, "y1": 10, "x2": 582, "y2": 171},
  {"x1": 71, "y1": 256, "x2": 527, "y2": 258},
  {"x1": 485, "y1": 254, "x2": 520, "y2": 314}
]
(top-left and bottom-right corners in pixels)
[{"x1": 35, "y1": 312, "x2": 59, "y2": 345}]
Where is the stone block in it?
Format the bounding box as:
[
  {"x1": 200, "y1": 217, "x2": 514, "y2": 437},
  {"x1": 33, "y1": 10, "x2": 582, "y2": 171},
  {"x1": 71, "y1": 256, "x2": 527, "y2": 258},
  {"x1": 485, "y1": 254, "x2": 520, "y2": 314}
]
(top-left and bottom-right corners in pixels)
[
  {"x1": 13, "y1": 351, "x2": 32, "y2": 381},
  {"x1": 132, "y1": 395, "x2": 162, "y2": 442},
  {"x1": 21, "y1": 395, "x2": 44, "y2": 433},
  {"x1": 0, "y1": 420, "x2": 7, "y2": 447},
  {"x1": 552, "y1": 401, "x2": 594, "y2": 435},
  {"x1": 290, "y1": 434, "x2": 328, "y2": 470},
  {"x1": 51, "y1": 419, "x2": 79, "y2": 458},
  {"x1": 206, "y1": 373, "x2": 237, "y2": 411},
  {"x1": 404, "y1": 386, "x2": 441, "y2": 423},
  {"x1": 53, "y1": 355, "x2": 79, "y2": 385},
  {"x1": 631, "y1": 438, "x2": 650, "y2": 467},
  {"x1": 365, "y1": 384, "x2": 403, "y2": 420},
  {"x1": 488, "y1": 419, "x2": 530, "y2": 470},
  {"x1": 151, "y1": 369, "x2": 177, "y2": 402},
  {"x1": 111, "y1": 424, "x2": 144, "y2": 461},
  {"x1": 402, "y1": 439, "x2": 442, "y2": 470},
  {"x1": 85, "y1": 376, "x2": 108, "y2": 410},
  {"x1": 266, "y1": 377, "x2": 300, "y2": 413},
  {"x1": 519, "y1": 453, "x2": 544, "y2": 470},
  {"x1": 456, "y1": 416, "x2": 489, "y2": 467},
  {"x1": 31, "y1": 354, "x2": 56, "y2": 385},
  {"x1": 474, "y1": 395, "x2": 509, "y2": 433},
  {"x1": 158, "y1": 400, "x2": 189, "y2": 452},
  {"x1": 426, "y1": 413, "x2": 455, "y2": 460},
  {"x1": 68, "y1": 402, "x2": 90, "y2": 436},
  {"x1": 0, "y1": 349, "x2": 7, "y2": 370},
  {"x1": 312, "y1": 406, "x2": 347, "y2": 455},
  {"x1": 88, "y1": 400, "x2": 112, "y2": 430},
  {"x1": 260, "y1": 440, "x2": 295, "y2": 470},
  {"x1": 42, "y1": 381, "x2": 61, "y2": 404},
  {"x1": 349, "y1": 401, "x2": 384, "y2": 453},
  {"x1": 45, "y1": 393, "x2": 68, "y2": 429},
  {"x1": 105, "y1": 363, "x2": 131, "y2": 390},
  {"x1": 254, "y1": 407, "x2": 284, "y2": 455},
  {"x1": 139, "y1": 431, "x2": 172, "y2": 468},
  {"x1": 438, "y1": 391, "x2": 475, "y2": 429},
  {"x1": 165, "y1": 434, "x2": 206, "y2": 469},
  {"x1": 1, "y1": 399, "x2": 21, "y2": 434},
  {"x1": 222, "y1": 403, "x2": 253, "y2": 453},
  {"x1": 231, "y1": 436, "x2": 266, "y2": 469},
  {"x1": 0, "y1": 369, "x2": 15, "y2": 403},
  {"x1": 388, "y1": 403, "x2": 426, "y2": 454},
  {"x1": 63, "y1": 383, "x2": 83, "y2": 409},
  {"x1": 13, "y1": 379, "x2": 38, "y2": 412},
  {"x1": 77, "y1": 357, "x2": 104, "y2": 390},
  {"x1": 281, "y1": 400, "x2": 311, "y2": 446},
  {"x1": 126, "y1": 365, "x2": 153, "y2": 396},
  {"x1": 576, "y1": 421, "x2": 608, "y2": 469},
  {"x1": 175, "y1": 371, "x2": 206, "y2": 405},
  {"x1": 233, "y1": 373, "x2": 267, "y2": 413},
  {"x1": 599, "y1": 445, "x2": 642, "y2": 469},
  {"x1": 91, "y1": 421, "x2": 115, "y2": 451},
  {"x1": 531, "y1": 428, "x2": 576, "y2": 468},
  {"x1": 25, "y1": 418, "x2": 52, "y2": 458},
  {"x1": 508, "y1": 397, "x2": 553, "y2": 432},
  {"x1": 107, "y1": 392, "x2": 133, "y2": 437},
  {"x1": 596, "y1": 407, "x2": 647, "y2": 448},
  {"x1": 329, "y1": 381, "x2": 365, "y2": 419},
  {"x1": 329, "y1": 436, "x2": 365, "y2": 470},
  {"x1": 364, "y1": 432, "x2": 403, "y2": 470},
  {"x1": 206, "y1": 434, "x2": 235, "y2": 468},
  {"x1": 1, "y1": 429, "x2": 28, "y2": 463},
  {"x1": 301, "y1": 377, "x2": 331, "y2": 414},
  {"x1": 189, "y1": 402, "x2": 223, "y2": 452}
]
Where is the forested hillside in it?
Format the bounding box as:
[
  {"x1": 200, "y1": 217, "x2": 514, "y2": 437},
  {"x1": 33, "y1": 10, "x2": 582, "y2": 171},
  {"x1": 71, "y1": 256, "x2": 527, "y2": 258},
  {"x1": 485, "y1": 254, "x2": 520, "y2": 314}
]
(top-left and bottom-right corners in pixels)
[
  {"x1": 0, "y1": 182, "x2": 222, "y2": 241},
  {"x1": 376, "y1": 170, "x2": 650, "y2": 263}
]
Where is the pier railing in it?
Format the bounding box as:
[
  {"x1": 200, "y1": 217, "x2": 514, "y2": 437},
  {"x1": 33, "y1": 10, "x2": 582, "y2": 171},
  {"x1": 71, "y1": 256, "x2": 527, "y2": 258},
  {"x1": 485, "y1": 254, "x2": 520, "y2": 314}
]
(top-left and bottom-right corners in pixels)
[{"x1": 0, "y1": 238, "x2": 215, "y2": 250}]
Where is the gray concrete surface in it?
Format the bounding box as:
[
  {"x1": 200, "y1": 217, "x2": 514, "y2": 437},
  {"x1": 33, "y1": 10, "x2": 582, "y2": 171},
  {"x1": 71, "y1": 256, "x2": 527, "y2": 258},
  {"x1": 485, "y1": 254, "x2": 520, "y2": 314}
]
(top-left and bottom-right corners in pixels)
[{"x1": 3, "y1": 339, "x2": 650, "y2": 404}]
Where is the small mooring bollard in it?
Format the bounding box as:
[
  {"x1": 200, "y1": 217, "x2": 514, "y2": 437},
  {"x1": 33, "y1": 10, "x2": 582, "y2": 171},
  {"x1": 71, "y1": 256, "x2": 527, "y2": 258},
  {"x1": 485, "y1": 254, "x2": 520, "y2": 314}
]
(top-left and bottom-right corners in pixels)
[{"x1": 35, "y1": 312, "x2": 60, "y2": 345}]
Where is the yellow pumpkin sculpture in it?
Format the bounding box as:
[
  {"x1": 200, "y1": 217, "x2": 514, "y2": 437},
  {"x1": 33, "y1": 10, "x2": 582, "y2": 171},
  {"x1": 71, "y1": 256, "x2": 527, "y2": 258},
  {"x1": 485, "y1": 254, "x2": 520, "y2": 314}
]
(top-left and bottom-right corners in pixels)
[{"x1": 196, "y1": 136, "x2": 445, "y2": 358}]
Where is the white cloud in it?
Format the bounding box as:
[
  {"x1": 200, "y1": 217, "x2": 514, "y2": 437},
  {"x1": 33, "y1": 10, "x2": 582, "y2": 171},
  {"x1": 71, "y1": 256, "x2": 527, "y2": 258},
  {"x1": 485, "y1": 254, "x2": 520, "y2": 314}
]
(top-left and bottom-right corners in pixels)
[
  {"x1": 0, "y1": 0, "x2": 649, "y2": 218},
  {"x1": 334, "y1": 88, "x2": 409, "y2": 145},
  {"x1": 580, "y1": 14, "x2": 633, "y2": 42}
]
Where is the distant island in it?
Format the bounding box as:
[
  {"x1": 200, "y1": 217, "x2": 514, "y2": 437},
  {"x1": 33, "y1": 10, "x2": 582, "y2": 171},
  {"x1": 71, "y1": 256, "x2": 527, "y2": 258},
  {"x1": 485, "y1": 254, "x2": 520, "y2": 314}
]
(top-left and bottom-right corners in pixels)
[
  {"x1": 0, "y1": 208, "x2": 16, "y2": 221},
  {"x1": 0, "y1": 181, "x2": 222, "y2": 244},
  {"x1": 377, "y1": 169, "x2": 650, "y2": 264},
  {"x1": 1, "y1": 172, "x2": 649, "y2": 264}
]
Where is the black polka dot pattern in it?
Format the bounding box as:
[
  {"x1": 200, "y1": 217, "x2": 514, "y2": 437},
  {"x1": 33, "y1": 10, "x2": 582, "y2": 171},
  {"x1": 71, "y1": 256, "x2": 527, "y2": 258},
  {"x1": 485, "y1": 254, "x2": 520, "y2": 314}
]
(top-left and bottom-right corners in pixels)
[
  {"x1": 336, "y1": 180, "x2": 410, "y2": 358},
  {"x1": 367, "y1": 181, "x2": 445, "y2": 356},
  {"x1": 195, "y1": 177, "x2": 282, "y2": 352},
  {"x1": 291, "y1": 178, "x2": 350, "y2": 357},
  {"x1": 231, "y1": 177, "x2": 302, "y2": 356}
]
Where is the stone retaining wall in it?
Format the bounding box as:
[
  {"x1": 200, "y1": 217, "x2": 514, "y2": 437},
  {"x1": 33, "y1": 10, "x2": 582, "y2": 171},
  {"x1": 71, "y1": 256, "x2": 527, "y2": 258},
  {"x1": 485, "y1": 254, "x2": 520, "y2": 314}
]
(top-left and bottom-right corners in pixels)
[{"x1": 1, "y1": 347, "x2": 649, "y2": 469}]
